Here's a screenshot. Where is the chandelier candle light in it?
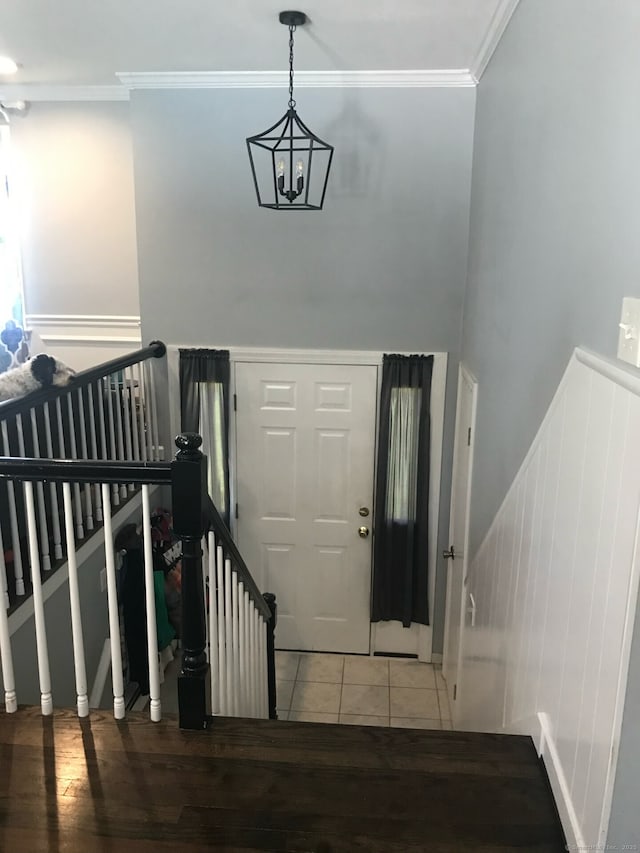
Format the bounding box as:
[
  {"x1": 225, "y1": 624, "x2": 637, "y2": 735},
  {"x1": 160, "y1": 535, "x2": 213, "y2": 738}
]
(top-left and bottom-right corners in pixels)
[{"x1": 246, "y1": 11, "x2": 334, "y2": 211}]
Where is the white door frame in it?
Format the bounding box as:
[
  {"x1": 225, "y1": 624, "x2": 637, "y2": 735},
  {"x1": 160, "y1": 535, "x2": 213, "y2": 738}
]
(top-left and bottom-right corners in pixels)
[
  {"x1": 443, "y1": 363, "x2": 477, "y2": 714},
  {"x1": 166, "y1": 344, "x2": 447, "y2": 660}
]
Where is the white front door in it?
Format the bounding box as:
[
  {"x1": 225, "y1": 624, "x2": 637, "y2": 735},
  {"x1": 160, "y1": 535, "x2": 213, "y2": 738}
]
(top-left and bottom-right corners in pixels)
[
  {"x1": 443, "y1": 364, "x2": 477, "y2": 717},
  {"x1": 234, "y1": 361, "x2": 377, "y2": 653}
]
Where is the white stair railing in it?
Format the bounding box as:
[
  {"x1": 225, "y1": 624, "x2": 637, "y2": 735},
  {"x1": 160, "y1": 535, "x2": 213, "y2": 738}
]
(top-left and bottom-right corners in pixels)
[
  {"x1": 0, "y1": 342, "x2": 165, "y2": 613},
  {"x1": 204, "y1": 526, "x2": 271, "y2": 721}
]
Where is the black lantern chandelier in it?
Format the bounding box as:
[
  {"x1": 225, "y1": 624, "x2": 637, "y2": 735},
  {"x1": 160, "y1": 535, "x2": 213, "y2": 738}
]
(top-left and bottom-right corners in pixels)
[{"x1": 246, "y1": 11, "x2": 334, "y2": 211}]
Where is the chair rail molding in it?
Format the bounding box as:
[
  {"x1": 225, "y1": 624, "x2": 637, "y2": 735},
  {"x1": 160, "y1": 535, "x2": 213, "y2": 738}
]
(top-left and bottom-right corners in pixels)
[{"x1": 25, "y1": 314, "x2": 142, "y2": 345}]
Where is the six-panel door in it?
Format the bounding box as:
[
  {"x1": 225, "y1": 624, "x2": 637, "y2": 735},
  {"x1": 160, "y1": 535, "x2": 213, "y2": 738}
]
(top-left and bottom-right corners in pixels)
[{"x1": 235, "y1": 362, "x2": 377, "y2": 653}]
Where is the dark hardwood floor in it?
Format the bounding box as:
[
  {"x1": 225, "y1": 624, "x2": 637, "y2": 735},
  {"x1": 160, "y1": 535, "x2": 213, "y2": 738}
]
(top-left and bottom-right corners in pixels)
[{"x1": 0, "y1": 707, "x2": 565, "y2": 852}]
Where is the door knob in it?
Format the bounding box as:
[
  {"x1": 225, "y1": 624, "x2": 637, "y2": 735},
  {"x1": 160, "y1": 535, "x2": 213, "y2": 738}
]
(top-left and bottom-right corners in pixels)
[
  {"x1": 443, "y1": 546, "x2": 455, "y2": 560},
  {"x1": 358, "y1": 526, "x2": 370, "y2": 538}
]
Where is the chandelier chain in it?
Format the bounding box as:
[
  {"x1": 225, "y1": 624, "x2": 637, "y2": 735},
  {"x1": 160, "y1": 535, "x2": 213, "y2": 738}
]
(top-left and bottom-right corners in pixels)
[{"x1": 288, "y1": 24, "x2": 296, "y2": 109}]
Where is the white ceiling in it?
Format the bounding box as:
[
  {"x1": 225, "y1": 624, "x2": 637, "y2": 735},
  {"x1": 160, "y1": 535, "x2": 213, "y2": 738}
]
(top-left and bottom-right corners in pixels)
[{"x1": 0, "y1": 0, "x2": 519, "y2": 96}]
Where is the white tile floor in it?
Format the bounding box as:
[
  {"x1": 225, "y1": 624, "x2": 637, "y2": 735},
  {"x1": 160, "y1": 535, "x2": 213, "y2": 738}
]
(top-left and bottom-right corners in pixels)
[{"x1": 276, "y1": 651, "x2": 452, "y2": 729}]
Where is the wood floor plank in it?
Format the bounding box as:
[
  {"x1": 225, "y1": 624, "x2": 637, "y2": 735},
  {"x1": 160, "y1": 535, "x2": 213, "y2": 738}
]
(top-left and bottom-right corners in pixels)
[{"x1": 0, "y1": 707, "x2": 566, "y2": 853}]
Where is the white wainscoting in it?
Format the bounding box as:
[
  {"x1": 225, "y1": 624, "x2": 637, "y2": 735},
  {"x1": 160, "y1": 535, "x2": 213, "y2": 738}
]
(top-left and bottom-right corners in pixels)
[
  {"x1": 458, "y1": 347, "x2": 640, "y2": 850},
  {"x1": 26, "y1": 314, "x2": 142, "y2": 371}
]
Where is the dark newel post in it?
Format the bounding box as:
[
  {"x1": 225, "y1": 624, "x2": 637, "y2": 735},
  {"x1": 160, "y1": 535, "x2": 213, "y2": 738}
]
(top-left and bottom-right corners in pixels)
[
  {"x1": 172, "y1": 433, "x2": 211, "y2": 729},
  {"x1": 263, "y1": 592, "x2": 277, "y2": 720}
]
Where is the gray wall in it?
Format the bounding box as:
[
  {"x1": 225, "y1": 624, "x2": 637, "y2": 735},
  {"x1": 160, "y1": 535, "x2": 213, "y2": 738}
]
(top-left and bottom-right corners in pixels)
[
  {"x1": 462, "y1": 0, "x2": 640, "y2": 555},
  {"x1": 12, "y1": 101, "x2": 140, "y2": 317},
  {"x1": 461, "y1": 0, "x2": 640, "y2": 844},
  {"x1": 131, "y1": 87, "x2": 475, "y2": 351},
  {"x1": 131, "y1": 86, "x2": 476, "y2": 653}
]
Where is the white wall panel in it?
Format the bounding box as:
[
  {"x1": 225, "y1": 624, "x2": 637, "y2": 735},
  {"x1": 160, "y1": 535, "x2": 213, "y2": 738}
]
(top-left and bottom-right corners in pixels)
[
  {"x1": 27, "y1": 315, "x2": 142, "y2": 372},
  {"x1": 458, "y1": 348, "x2": 640, "y2": 848}
]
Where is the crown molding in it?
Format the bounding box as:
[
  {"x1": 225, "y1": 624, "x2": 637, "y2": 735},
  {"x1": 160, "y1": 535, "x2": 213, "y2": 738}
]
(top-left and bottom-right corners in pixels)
[
  {"x1": 0, "y1": 85, "x2": 129, "y2": 102},
  {"x1": 470, "y1": 0, "x2": 521, "y2": 82},
  {"x1": 117, "y1": 69, "x2": 476, "y2": 90},
  {"x1": 0, "y1": 65, "x2": 482, "y2": 103}
]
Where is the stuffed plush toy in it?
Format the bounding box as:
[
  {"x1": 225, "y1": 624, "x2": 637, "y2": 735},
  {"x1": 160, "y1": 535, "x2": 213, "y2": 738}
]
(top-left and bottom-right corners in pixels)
[{"x1": 0, "y1": 354, "x2": 75, "y2": 403}]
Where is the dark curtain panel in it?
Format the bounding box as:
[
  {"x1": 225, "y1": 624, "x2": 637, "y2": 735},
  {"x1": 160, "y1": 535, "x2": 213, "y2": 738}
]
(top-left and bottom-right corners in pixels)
[
  {"x1": 372, "y1": 354, "x2": 433, "y2": 628},
  {"x1": 179, "y1": 349, "x2": 230, "y2": 525}
]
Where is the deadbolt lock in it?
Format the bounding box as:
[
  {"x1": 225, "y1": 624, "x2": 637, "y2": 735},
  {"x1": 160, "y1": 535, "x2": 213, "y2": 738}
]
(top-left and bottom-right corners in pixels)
[{"x1": 359, "y1": 507, "x2": 370, "y2": 517}]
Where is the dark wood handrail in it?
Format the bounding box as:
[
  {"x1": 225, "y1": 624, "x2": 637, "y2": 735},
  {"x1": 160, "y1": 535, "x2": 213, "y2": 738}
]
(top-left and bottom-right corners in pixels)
[
  {"x1": 0, "y1": 340, "x2": 166, "y2": 419},
  {"x1": 0, "y1": 456, "x2": 171, "y2": 485}
]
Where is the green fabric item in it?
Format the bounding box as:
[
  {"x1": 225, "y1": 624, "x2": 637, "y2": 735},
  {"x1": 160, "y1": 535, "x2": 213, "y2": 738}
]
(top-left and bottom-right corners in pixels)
[{"x1": 154, "y1": 571, "x2": 176, "y2": 651}]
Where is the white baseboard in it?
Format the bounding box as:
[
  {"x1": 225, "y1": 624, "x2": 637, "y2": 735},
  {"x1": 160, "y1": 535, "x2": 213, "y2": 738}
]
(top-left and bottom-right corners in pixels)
[
  {"x1": 504, "y1": 711, "x2": 582, "y2": 848},
  {"x1": 536, "y1": 712, "x2": 584, "y2": 851}
]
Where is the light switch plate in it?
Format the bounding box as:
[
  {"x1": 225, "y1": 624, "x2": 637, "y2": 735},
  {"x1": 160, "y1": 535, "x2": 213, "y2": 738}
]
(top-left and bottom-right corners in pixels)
[{"x1": 618, "y1": 297, "x2": 640, "y2": 367}]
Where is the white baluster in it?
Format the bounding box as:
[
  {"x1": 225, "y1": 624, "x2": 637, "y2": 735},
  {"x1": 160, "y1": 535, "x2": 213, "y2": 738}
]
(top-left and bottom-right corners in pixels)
[
  {"x1": 101, "y1": 484, "x2": 125, "y2": 719},
  {"x1": 224, "y1": 557, "x2": 233, "y2": 716},
  {"x1": 249, "y1": 601, "x2": 257, "y2": 718},
  {"x1": 24, "y1": 481, "x2": 52, "y2": 715},
  {"x1": 62, "y1": 483, "x2": 89, "y2": 717},
  {"x1": 1, "y1": 421, "x2": 24, "y2": 595},
  {"x1": 128, "y1": 367, "x2": 141, "y2": 465},
  {"x1": 65, "y1": 397, "x2": 85, "y2": 540},
  {"x1": 27, "y1": 409, "x2": 54, "y2": 571},
  {"x1": 43, "y1": 403, "x2": 63, "y2": 559},
  {"x1": 257, "y1": 615, "x2": 264, "y2": 719},
  {"x1": 216, "y1": 545, "x2": 226, "y2": 715},
  {"x1": 238, "y1": 581, "x2": 246, "y2": 716},
  {"x1": 112, "y1": 373, "x2": 127, "y2": 500},
  {"x1": 231, "y1": 569, "x2": 240, "y2": 717},
  {"x1": 76, "y1": 389, "x2": 94, "y2": 530},
  {"x1": 244, "y1": 590, "x2": 251, "y2": 717},
  {"x1": 208, "y1": 532, "x2": 219, "y2": 715},
  {"x1": 142, "y1": 485, "x2": 161, "y2": 722},
  {"x1": 202, "y1": 535, "x2": 209, "y2": 664},
  {"x1": 18, "y1": 413, "x2": 51, "y2": 573},
  {"x1": 260, "y1": 616, "x2": 268, "y2": 718},
  {"x1": 255, "y1": 608, "x2": 262, "y2": 718},
  {"x1": 256, "y1": 615, "x2": 262, "y2": 719},
  {"x1": 87, "y1": 384, "x2": 103, "y2": 523},
  {"x1": 0, "y1": 547, "x2": 8, "y2": 611},
  {"x1": 0, "y1": 526, "x2": 16, "y2": 712},
  {"x1": 103, "y1": 377, "x2": 120, "y2": 506},
  {"x1": 147, "y1": 359, "x2": 161, "y2": 460},
  {"x1": 0, "y1": 522, "x2": 8, "y2": 609},
  {"x1": 122, "y1": 369, "x2": 134, "y2": 493},
  {"x1": 135, "y1": 361, "x2": 148, "y2": 462}
]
